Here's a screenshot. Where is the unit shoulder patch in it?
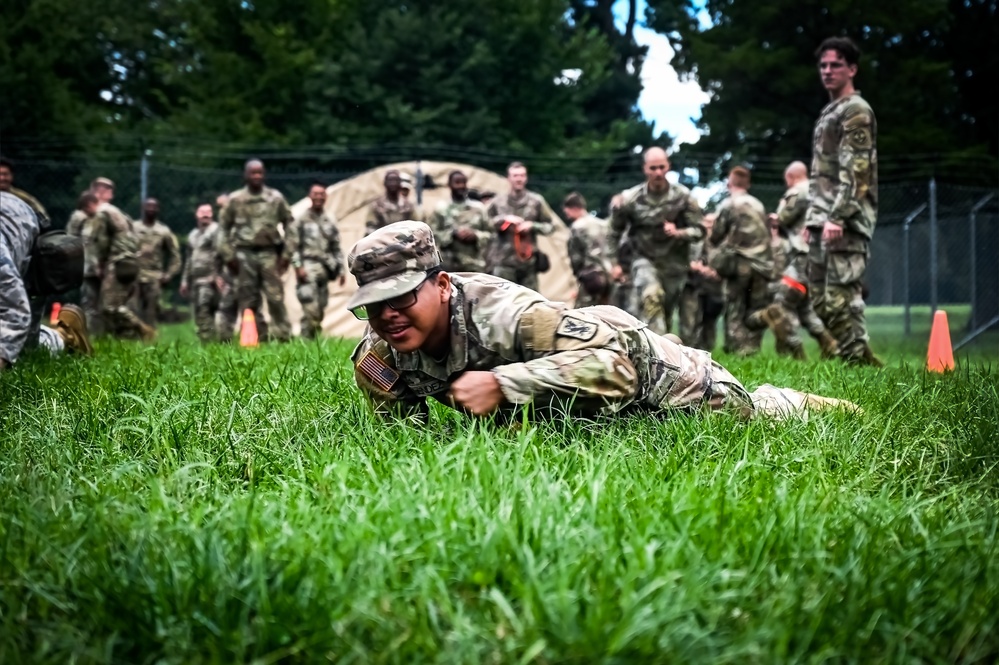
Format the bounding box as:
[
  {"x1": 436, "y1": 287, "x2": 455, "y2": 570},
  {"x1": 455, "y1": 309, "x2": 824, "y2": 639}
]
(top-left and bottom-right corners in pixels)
[{"x1": 556, "y1": 315, "x2": 598, "y2": 341}]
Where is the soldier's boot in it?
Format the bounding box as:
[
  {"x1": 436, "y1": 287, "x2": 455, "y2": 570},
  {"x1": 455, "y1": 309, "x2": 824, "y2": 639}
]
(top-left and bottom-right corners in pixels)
[
  {"x1": 860, "y1": 343, "x2": 885, "y2": 368},
  {"x1": 817, "y1": 331, "x2": 839, "y2": 360},
  {"x1": 54, "y1": 304, "x2": 94, "y2": 356},
  {"x1": 760, "y1": 304, "x2": 794, "y2": 351}
]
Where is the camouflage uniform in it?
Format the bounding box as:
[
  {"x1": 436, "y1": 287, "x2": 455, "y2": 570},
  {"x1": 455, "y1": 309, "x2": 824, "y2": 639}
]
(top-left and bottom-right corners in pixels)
[
  {"x1": 181, "y1": 222, "x2": 222, "y2": 342},
  {"x1": 607, "y1": 183, "x2": 705, "y2": 335},
  {"x1": 567, "y1": 213, "x2": 612, "y2": 308},
  {"x1": 678, "y1": 241, "x2": 725, "y2": 351},
  {"x1": 348, "y1": 221, "x2": 859, "y2": 423},
  {"x1": 66, "y1": 210, "x2": 89, "y2": 237},
  {"x1": 805, "y1": 92, "x2": 878, "y2": 363},
  {"x1": 287, "y1": 208, "x2": 344, "y2": 339},
  {"x1": 92, "y1": 202, "x2": 150, "y2": 339},
  {"x1": 485, "y1": 190, "x2": 554, "y2": 291},
  {"x1": 74, "y1": 210, "x2": 104, "y2": 336},
  {"x1": 709, "y1": 193, "x2": 774, "y2": 356},
  {"x1": 427, "y1": 198, "x2": 492, "y2": 272},
  {"x1": 365, "y1": 195, "x2": 416, "y2": 236},
  {"x1": 134, "y1": 220, "x2": 181, "y2": 326},
  {"x1": 218, "y1": 186, "x2": 294, "y2": 342},
  {"x1": 773, "y1": 181, "x2": 834, "y2": 358}
]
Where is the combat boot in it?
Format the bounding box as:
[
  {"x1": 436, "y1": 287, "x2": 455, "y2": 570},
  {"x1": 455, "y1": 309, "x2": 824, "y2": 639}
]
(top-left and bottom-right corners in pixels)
[
  {"x1": 760, "y1": 304, "x2": 793, "y2": 349},
  {"x1": 138, "y1": 321, "x2": 158, "y2": 342},
  {"x1": 55, "y1": 304, "x2": 94, "y2": 356},
  {"x1": 861, "y1": 343, "x2": 884, "y2": 368},
  {"x1": 817, "y1": 331, "x2": 839, "y2": 359}
]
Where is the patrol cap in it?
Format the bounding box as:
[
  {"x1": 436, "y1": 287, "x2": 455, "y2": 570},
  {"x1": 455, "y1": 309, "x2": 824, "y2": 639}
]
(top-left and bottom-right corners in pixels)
[
  {"x1": 399, "y1": 172, "x2": 413, "y2": 188},
  {"x1": 92, "y1": 177, "x2": 115, "y2": 188},
  {"x1": 346, "y1": 220, "x2": 442, "y2": 311}
]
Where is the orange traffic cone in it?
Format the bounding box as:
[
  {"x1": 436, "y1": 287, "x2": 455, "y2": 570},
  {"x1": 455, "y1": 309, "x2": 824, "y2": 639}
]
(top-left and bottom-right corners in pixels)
[
  {"x1": 926, "y1": 309, "x2": 954, "y2": 373},
  {"x1": 240, "y1": 309, "x2": 259, "y2": 347},
  {"x1": 49, "y1": 302, "x2": 61, "y2": 324}
]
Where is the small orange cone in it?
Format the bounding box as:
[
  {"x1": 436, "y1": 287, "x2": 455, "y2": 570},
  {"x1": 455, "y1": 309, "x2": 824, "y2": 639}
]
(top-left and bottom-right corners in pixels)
[
  {"x1": 926, "y1": 309, "x2": 954, "y2": 372},
  {"x1": 240, "y1": 309, "x2": 259, "y2": 347},
  {"x1": 49, "y1": 302, "x2": 61, "y2": 324}
]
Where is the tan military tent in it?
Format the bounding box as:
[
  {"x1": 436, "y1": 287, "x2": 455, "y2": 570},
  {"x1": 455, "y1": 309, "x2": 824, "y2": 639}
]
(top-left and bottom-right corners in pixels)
[{"x1": 282, "y1": 161, "x2": 575, "y2": 338}]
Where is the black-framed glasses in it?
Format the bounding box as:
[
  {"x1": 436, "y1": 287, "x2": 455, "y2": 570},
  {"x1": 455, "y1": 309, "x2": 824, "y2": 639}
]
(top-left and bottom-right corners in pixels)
[{"x1": 350, "y1": 274, "x2": 431, "y2": 321}]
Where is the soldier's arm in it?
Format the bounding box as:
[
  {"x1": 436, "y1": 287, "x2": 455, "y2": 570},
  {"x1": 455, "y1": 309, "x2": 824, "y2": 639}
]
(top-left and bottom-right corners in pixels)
[
  {"x1": 325, "y1": 220, "x2": 345, "y2": 279},
  {"x1": 428, "y1": 206, "x2": 454, "y2": 247},
  {"x1": 180, "y1": 233, "x2": 193, "y2": 288},
  {"x1": 164, "y1": 231, "x2": 182, "y2": 281},
  {"x1": 605, "y1": 204, "x2": 629, "y2": 266},
  {"x1": 0, "y1": 243, "x2": 32, "y2": 365},
  {"x1": 276, "y1": 197, "x2": 295, "y2": 260},
  {"x1": 679, "y1": 196, "x2": 706, "y2": 240},
  {"x1": 217, "y1": 202, "x2": 236, "y2": 264},
  {"x1": 829, "y1": 107, "x2": 876, "y2": 225},
  {"x1": 470, "y1": 205, "x2": 494, "y2": 248},
  {"x1": 91, "y1": 212, "x2": 111, "y2": 265},
  {"x1": 487, "y1": 200, "x2": 515, "y2": 231},
  {"x1": 531, "y1": 198, "x2": 555, "y2": 236},
  {"x1": 351, "y1": 337, "x2": 429, "y2": 423},
  {"x1": 777, "y1": 192, "x2": 807, "y2": 231},
  {"x1": 710, "y1": 205, "x2": 730, "y2": 246},
  {"x1": 490, "y1": 303, "x2": 638, "y2": 409},
  {"x1": 567, "y1": 226, "x2": 587, "y2": 275},
  {"x1": 364, "y1": 204, "x2": 381, "y2": 236},
  {"x1": 286, "y1": 216, "x2": 302, "y2": 268}
]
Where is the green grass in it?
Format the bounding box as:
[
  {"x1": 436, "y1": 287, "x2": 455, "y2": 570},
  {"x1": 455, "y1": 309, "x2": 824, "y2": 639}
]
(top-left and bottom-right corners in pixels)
[{"x1": 1, "y1": 306, "x2": 997, "y2": 663}]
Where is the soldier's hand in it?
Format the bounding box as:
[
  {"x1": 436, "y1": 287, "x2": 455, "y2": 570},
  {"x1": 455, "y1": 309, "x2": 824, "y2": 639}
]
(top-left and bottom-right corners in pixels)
[
  {"x1": 610, "y1": 264, "x2": 624, "y2": 282},
  {"x1": 215, "y1": 276, "x2": 228, "y2": 293},
  {"x1": 338, "y1": 275, "x2": 346, "y2": 287},
  {"x1": 517, "y1": 220, "x2": 533, "y2": 233},
  {"x1": 226, "y1": 259, "x2": 240, "y2": 275},
  {"x1": 455, "y1": 227, "x2": 477, "y2": 243},
  {"x1": 821, "y1": 221, "x2": 843, "y2": 243},
  {"x1": 180, "y1": 283, "x2": 189, "y2": 298},
  {"x1": 296, "y1": 267, "x2": 307, "y2": 283},
  {"x1": 448, "y1": 371, "x2": 505, "y2": 415},
  {"x1": 801, "y1": 228, "x2": 810, "y2": 243},
  {"x1": 663, "y1": 221, "x2": 680, "y2": 237},
  {"x1": 278, "y1": 257, "x2": 290, "y2": 274}
]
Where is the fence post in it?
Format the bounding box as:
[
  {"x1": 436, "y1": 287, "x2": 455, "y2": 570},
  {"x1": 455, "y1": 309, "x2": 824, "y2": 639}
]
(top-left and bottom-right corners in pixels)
[
  {"x1": 969, "y1": 193, "x2": 995, "y2": 330},
  {"x1": 140, "y1": 149, "x2": 152, "y2": 205},
  {"x1": 929, "y1": 176, "x2": 938, "y2": 314},
  {"x1": 903, "y1": 202, "x2": 928, "y2": 336}
]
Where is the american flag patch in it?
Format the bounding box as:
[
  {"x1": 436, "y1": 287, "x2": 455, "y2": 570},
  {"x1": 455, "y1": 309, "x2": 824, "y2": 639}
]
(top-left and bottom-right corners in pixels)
[{"x1": 356, "y1": 351, "x2": 399, "y2": 391}]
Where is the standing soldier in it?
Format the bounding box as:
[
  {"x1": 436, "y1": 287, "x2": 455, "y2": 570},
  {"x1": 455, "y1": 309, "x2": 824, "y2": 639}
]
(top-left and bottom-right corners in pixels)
[
  {"x1": 213, "y1": 193, "x2": 238, "y2": 342},
  {"x1": 287, "y1": 182, "x2": 345, "y2": 339},
  {"x1": 91, "y1": 179, "x2": 156, "y2": 340},
  {"x1": 805, "y1": 36, "x2": 881, "y2": 366},
  {"x1": 607, "y1": 147, "x2": 705, "y2": 335},
  {"x1": 708, "y1": 166, "x2": 778, "y2": 356},
  {"x1": 134, "y1": 197, "x2": 181, "y2": 327},
  {"x1": 366, "y1": 170, "x2": 416, "y2": 236},
  {"x1": 769, "y1": 161, "x2": 838, "y2": 360},
  {"x1": 66, "y1": 194, "x2": 91, "y2": 237},
  {"x1": 218, "y1": 159, "x2": 294, "y2": 343},
  {"x1": 563, "y1": 192, "x2": 611, "y2": 307},
  {"x1": 678, "y1": 213, "x2": 725, "y2": 351},
  {"x1": 77, "y1": 178, "x2": 118, "y2": 336},
  {"x1": 180, "y1": 203, "x2": 222, "y2": 342},
  {"x1": 428, "y1": 170, "x2": 492, "y2": 273},
  {"x1": 485, "y1": 162, "x2": 554, "y2": 291}
]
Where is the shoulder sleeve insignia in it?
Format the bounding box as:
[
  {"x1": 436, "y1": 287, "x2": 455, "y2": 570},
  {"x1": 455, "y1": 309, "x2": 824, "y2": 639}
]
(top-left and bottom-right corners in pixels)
[
  {"x1": 356, "y1": 350, "x2": 400, "y2": 392},
  {"x1": 556, "y1": 315, "x2": 598, "y2": 341}
]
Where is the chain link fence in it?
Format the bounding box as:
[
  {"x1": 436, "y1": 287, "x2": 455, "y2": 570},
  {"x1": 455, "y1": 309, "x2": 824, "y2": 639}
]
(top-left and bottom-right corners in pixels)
[{"x1": 9, "y1": 152, "x2": 999, "y2": 348}]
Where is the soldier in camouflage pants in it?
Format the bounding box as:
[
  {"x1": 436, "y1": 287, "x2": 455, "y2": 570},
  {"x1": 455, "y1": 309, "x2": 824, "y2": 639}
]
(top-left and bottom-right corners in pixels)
[
  {"x1": 180, "y1": 204, "x2": 222, "y2": 342},
  {"x1": 805, "y1": 37, "x2": 882, "y2": 366},
  {"x1": 134, "y1": 197, "x2": 181, "y2": 327},
  {"x1": 288, "y1": 183, "x2": 345, "y2": 339},
  {"x1": 428, "y1": 171, "x2": 493, "y2": 274},
  {"x1": 563, "y1": 192, "x2": 611, "y2": 307},
  {"x1": 218, "y1": 160, "x2": 294, "y2": 343},
  {"x1": 485, "y1": 162, "x2": 554, "y2": 292},
  {"x1": 678, "y1": 213, "x2": 725, "y2": 351}
]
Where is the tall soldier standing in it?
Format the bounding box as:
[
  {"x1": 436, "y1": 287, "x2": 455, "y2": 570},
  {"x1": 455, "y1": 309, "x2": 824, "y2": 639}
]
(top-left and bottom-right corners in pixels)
[
  {"x1": 134, "y1": 197, "x2": 181, "y2": 327},
  {"x1": 805, "y1": 36, "x2": 882, "y2": 366},
  {"x1": 218, "y1": 159, "x2": 295, "y2": 343},
  {"x1": 287, "y1": 182, "x2": 345, "y2": 339},
  {"x1": 180, "y1": 204, "x2": 222, "y2": 342},
  {"x1": 607, "y1": 147, "x2": 705, "y2": 335},
  {"x1": 485, "y1": 162, "x2": 554, "y2": 291}
]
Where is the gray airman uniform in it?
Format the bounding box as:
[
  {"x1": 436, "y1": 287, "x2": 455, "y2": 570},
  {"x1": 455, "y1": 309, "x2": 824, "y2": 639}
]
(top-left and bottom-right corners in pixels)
[{"x1": 348, "y1": 221, "x2": 859, "y2": 424}]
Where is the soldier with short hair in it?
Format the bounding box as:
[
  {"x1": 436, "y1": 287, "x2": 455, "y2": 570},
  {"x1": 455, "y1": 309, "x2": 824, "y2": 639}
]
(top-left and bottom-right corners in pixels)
[
  {"x1": 1, "y1": 192, "x2": 92, "y2": 370},
  {"x1": 287, "y1": 182, "x2": 345, "y2": 339},
  {"x1": 180, "y1": 203, "x2": 222, "y2": 342},
  {"x1": 709, "y1": 166, "x2": 780, "y2": 356},
  {"x1": 366, "y1": 170, "x2": 417, "y2": 236},
  {"x1": 805, "y1": 36, "x2": 881, "y2": 366},
  {"x1": 134, "y1": 197, "x2": 181, "y2": 327},
  {"x1": 91, "y1": 179, "x2": 156, "y2": 341},
  {"x1": 607, "y1": 148, "x2": 705, "y2": 335},
  {"x1": 563, "y1": 191, "x2": 611, "y2": 307},
  {"x1": 769, "y1": 161, "x2": 838, "y2": 360},
  {"x1": 428, "y1": 170, "x2": 492, "y2": 273},
  {"x1": 218, "y1": 159, "x2": 295, "y2": 342},
  {"x1": 485, "y1": 162, "x2": 554, "y2": 291},
  {"x1": 347, "y1": 221, "x2": 859, "y2": 424}
]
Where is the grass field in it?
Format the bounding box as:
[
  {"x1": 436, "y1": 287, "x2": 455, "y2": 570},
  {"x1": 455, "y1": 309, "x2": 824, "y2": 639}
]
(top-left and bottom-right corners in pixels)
[{"x1": 1, "y1": 306, "x2": 997, "y2": 663}]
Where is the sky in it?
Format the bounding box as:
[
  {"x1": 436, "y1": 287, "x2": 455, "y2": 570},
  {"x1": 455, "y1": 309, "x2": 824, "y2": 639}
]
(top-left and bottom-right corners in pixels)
[{"x1": 616, "y1": 0, "x2": 711, "y2": 149}]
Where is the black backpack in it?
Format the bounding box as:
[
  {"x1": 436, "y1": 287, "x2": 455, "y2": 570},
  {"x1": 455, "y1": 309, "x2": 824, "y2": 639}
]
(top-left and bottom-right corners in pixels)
[{"x1": 26, "y1": 230, "x2": 84, "y2": 296}]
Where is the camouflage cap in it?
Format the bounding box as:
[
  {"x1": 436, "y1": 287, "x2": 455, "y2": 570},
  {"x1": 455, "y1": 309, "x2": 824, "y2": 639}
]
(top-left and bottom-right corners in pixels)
[
  {"x1": 92, "y1": 177, "x2": 115, "y2": 188},
  {"x1": 346, "y1": 220, "x2": 442, "y2": 310},
  {"x1": 399, "y1": 172, "x2": 413, "y2": 188}
]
